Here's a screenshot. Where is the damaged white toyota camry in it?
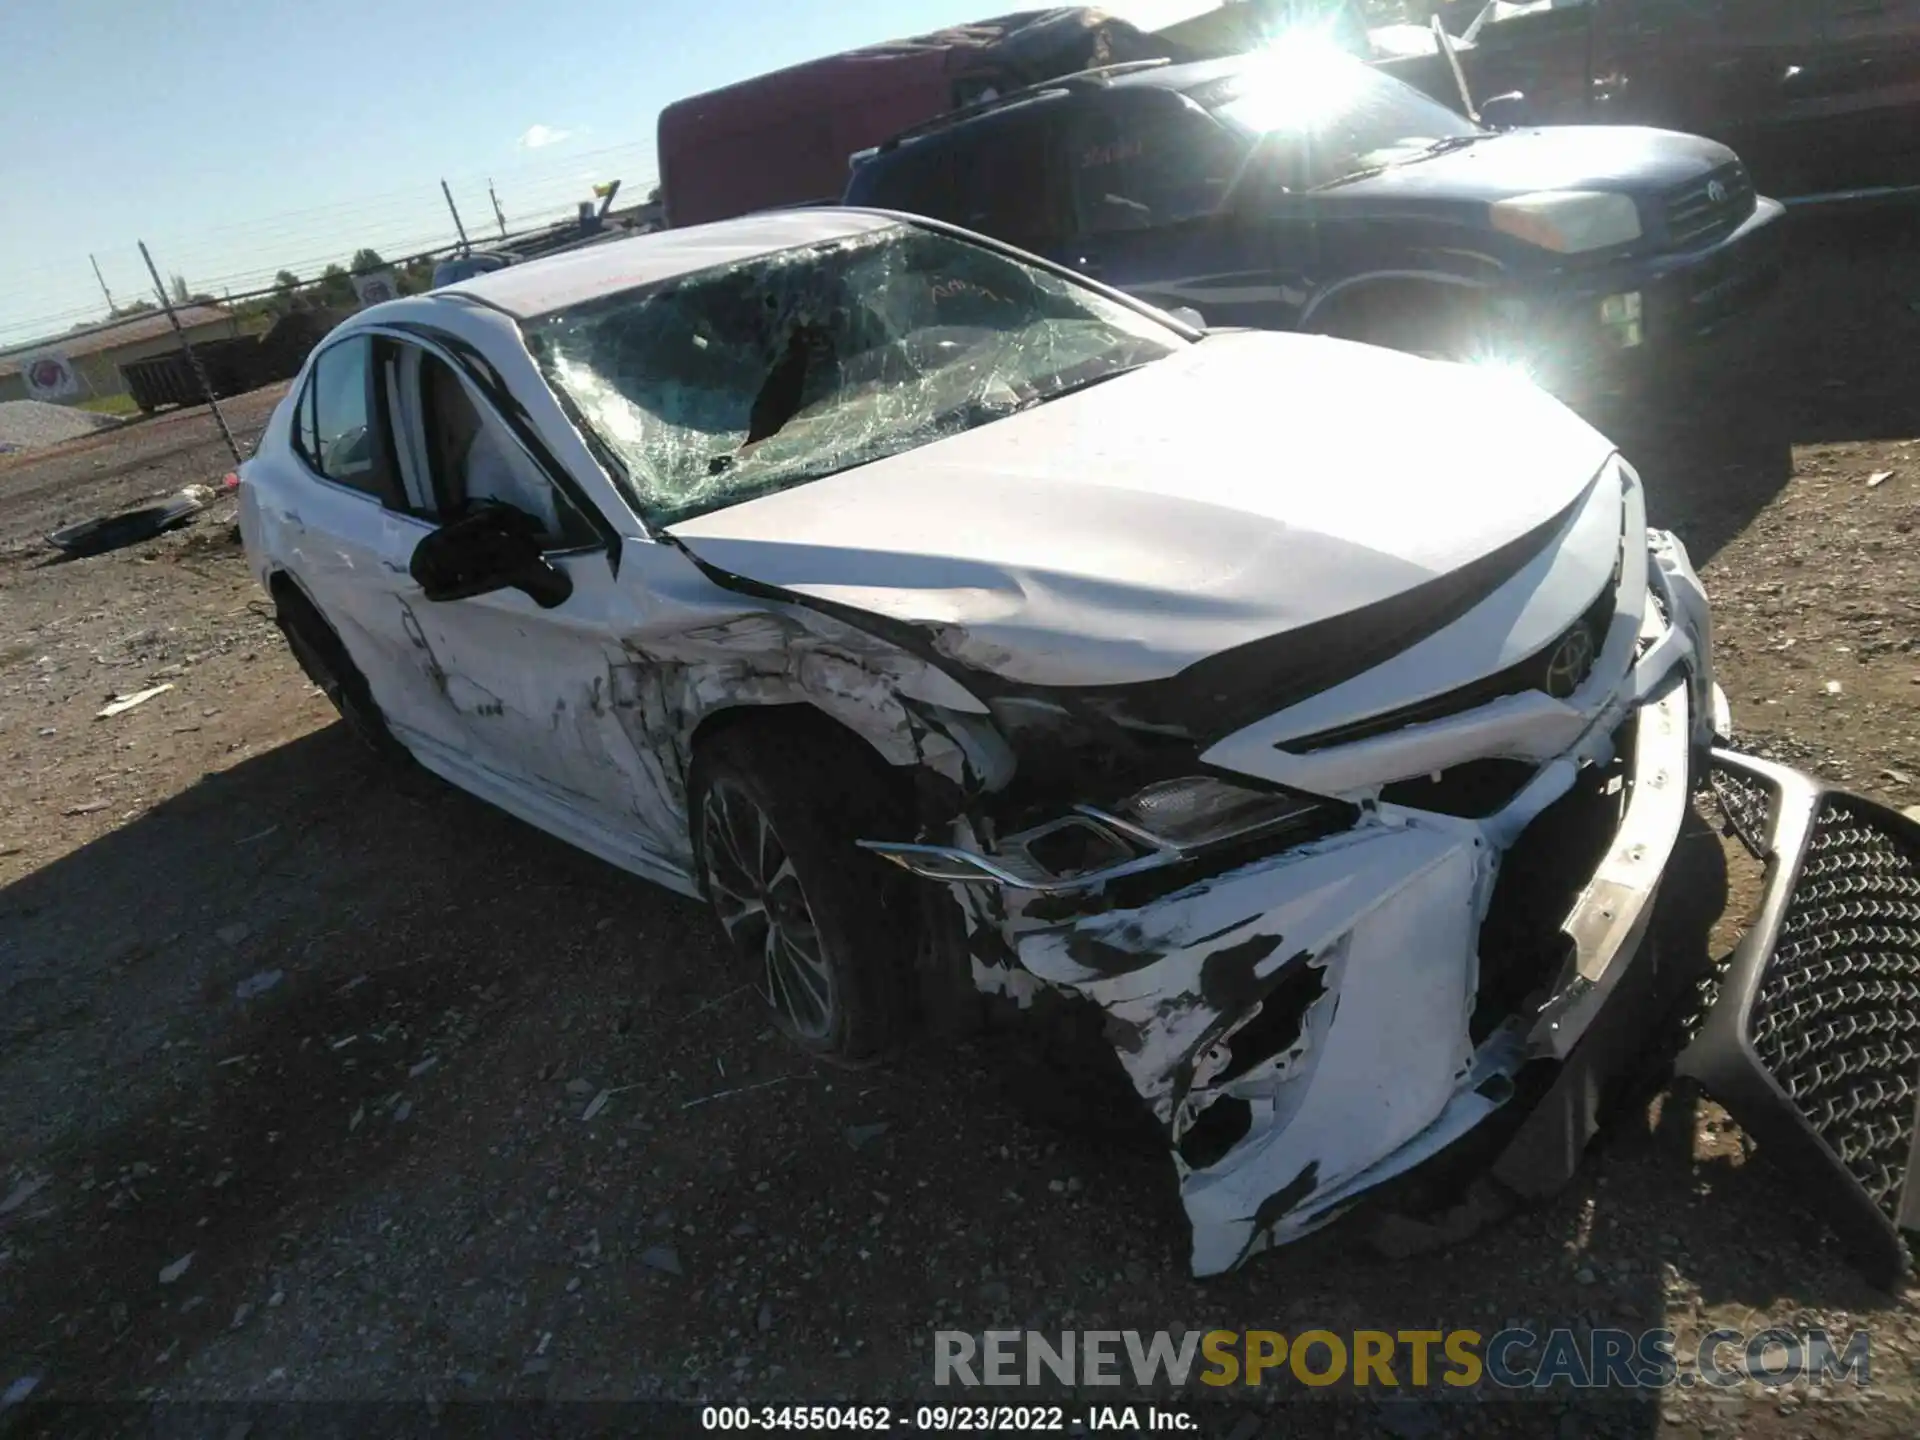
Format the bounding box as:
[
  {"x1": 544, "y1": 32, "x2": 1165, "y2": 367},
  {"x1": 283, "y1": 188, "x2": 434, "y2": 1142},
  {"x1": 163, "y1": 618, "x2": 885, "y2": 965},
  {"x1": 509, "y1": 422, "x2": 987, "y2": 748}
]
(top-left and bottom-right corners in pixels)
[{"x1": 242, "y1": 209, "x2": 1920, "y2": 1286}]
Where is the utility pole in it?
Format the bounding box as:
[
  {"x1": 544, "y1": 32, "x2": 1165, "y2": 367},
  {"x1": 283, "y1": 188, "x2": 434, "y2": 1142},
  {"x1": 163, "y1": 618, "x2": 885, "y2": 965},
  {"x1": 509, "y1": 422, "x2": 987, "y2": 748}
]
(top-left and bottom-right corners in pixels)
[
  {"x1": 488, "y1": 179, "x2": 508, "y2": 240},
  {"x1": 89, "y1": 254, "x2": 118, "y2": 313},
  {"x1": 138, "y1": 240, "x2": 242, "y2": 467},
  {"x1": 441, "y1": 179, "x2": 472, "y2": 255}
]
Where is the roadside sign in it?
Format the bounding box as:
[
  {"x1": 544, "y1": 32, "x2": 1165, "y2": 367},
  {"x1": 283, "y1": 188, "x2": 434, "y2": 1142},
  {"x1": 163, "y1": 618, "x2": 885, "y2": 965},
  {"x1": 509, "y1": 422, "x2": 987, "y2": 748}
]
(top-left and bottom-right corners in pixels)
[
  {"x1": 351, "y1": 270, "x2": 401, "y2": 307},
  {"x1": 22, "y1": 351, "x2": 80, "y2": 401}
]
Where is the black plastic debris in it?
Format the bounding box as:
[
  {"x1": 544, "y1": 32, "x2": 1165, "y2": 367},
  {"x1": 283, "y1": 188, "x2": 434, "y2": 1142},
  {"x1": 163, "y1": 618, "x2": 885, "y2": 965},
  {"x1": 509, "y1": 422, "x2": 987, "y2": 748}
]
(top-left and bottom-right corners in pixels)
[{"x1": 45, "y1": 483, "x2": 217, "y2": 559}]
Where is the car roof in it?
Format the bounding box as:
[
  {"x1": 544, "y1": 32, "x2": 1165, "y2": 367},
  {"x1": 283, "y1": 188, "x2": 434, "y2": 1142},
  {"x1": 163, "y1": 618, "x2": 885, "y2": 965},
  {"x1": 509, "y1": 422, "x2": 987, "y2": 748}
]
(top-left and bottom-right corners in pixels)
[
  {"x1": 868, "y1": 53, "x2": 1260, "y2": 156},
  {"x1": 440, "y1": 208, "x2": 903, "y2": 319}
]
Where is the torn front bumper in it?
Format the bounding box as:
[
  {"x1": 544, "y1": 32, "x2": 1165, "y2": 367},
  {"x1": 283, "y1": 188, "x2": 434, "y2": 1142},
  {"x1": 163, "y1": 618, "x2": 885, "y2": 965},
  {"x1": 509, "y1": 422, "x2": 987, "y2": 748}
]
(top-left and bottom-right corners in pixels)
[
  {"x1": 1018, "y1": 671, "x2": 1697, "y2": 1277},
  {"x1": 1678, "y1": 752, "x2": 1920, "y2": 1289},
  {"x1": 881, "y1": 522, "x2": 1725, "y2": 1276}
]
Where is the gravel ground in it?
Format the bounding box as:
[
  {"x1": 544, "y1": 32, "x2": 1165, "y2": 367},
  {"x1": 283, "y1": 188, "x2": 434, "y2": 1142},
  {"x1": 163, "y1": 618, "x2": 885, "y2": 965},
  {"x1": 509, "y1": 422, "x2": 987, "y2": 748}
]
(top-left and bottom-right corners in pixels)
[
  {"x1": 0, "y1": 400, "x2": 124, "y2": 457},
  {"x1": 2, "y1": 210, "x2": 1920, "y2": 1438}
]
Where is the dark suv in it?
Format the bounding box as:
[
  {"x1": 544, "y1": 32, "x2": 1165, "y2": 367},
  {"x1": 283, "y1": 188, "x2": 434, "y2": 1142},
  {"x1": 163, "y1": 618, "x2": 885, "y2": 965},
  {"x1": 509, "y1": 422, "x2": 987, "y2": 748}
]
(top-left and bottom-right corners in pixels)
[{"x1": 843, "y1": 48, "x2": 1786, "y2": 391}]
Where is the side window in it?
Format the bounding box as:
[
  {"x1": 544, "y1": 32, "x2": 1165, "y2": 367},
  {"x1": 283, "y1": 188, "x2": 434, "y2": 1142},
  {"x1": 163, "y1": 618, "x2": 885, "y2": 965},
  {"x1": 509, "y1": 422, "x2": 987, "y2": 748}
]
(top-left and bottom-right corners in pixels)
[
  {"x1": 1071, "y1": 97, "x2": 1247, "y2": 237},
  {"x1": 855, "y1": 113, "x2": 1068, "y2": 251},
  {"x1": 852, "y1": 143, "x2": 967, "y2": 225},
  {"x1": 304, "y1": 338, "x2": 381, "y2": 495},
  {"x1": 413, "y1": 352, "x2": 595, "y2": 549},
  {"x1": 949, "y1": 115, "x2": 1068, "y2": 251}
]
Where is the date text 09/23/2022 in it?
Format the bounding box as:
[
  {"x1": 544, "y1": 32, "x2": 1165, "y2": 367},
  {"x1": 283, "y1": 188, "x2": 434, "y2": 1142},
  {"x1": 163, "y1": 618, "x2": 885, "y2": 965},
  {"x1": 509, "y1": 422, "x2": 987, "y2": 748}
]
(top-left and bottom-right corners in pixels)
[{"x1": 700, "y1": 1406, "x2": 1196, "y2": 1432}]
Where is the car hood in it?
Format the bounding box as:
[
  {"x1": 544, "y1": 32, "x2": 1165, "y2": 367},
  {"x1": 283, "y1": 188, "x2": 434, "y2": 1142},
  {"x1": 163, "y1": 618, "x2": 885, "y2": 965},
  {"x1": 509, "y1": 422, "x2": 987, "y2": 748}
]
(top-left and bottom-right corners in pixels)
[
  {"x1": 666, "y1": 330, "x2": 1619, "y2": 693},
  {"x1": 1332, "y1": 126, "x2": 1738, "y2": 202}
]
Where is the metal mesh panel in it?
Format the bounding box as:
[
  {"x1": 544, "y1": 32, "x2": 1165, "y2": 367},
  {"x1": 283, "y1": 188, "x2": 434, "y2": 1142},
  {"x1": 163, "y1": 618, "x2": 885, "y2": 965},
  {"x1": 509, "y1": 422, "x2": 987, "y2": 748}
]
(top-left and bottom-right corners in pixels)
[
  {"x1": 1711, "y1": 765, "x2": 1774, "y2": 858},
  {"x1": 1747, "y1": 800, "x2": 1920, "y2": 1217}
]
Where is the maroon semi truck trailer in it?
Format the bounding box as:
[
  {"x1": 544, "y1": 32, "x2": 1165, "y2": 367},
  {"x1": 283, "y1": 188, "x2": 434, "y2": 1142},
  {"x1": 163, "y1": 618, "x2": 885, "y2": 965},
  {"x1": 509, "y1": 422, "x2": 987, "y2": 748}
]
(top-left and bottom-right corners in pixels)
[{"x1": 654, "y1": 7, "x2": 1189, "y2": 228}]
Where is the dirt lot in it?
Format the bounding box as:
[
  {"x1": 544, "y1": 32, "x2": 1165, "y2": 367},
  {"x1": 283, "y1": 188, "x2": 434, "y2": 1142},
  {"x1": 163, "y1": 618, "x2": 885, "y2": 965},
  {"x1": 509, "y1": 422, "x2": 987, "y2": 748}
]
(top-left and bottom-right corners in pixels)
[{"x1": 3, "y1": 209, "x2": 1920, "y2": 1438}]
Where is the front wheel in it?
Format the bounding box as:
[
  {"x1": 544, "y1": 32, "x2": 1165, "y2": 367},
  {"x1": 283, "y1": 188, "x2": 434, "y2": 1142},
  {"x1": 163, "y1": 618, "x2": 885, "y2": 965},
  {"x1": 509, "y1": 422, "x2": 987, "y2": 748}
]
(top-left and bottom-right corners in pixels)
[{"x1": 687, "y1": 718, "x2": 916, "y2": 1065}]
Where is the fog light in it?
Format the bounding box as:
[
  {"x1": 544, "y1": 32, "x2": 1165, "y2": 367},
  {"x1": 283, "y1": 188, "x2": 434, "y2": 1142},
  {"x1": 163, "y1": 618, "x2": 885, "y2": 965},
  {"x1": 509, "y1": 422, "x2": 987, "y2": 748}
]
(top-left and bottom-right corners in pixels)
[
  {"x1": 1600, "y1": 291, "x2": 1643, "y2": 325},
  {"x1": 1599, "y1": 291, "x2": 1644, "y2": 349}
]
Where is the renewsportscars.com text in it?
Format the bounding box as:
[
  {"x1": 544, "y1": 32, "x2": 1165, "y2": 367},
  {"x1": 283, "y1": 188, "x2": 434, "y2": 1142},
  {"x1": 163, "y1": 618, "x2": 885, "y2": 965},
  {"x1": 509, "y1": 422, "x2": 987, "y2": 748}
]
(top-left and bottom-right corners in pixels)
[{"x1": 934, "y1": 1328, "x2": 1872, "y2": 1391}]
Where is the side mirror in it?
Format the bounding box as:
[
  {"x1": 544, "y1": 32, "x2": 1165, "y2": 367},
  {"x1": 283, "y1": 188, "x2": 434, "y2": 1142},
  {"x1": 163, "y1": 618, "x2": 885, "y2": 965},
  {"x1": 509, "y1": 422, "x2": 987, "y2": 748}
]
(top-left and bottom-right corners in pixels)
[
  {"x1": 409, "y1": 504, "x2": 574, "y2": 610},
  {"x1": 1166, "y1": 306, "x2": 1207, "y2": 332},
  {"x1": 1478, "y1": 92, "x2": 1532, "y2": 129}
]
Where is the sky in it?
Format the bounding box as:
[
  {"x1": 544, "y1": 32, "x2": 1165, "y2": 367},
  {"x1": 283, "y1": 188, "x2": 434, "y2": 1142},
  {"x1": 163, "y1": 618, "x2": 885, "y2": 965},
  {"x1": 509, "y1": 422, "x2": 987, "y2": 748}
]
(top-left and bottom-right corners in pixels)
[{"x1": 0, "y1": 0, "x2": 1215, "y2": 349}]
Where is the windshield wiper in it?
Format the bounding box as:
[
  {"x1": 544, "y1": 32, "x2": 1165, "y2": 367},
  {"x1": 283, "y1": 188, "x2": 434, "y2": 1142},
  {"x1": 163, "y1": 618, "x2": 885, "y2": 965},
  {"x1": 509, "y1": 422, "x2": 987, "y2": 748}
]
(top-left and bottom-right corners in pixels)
[
  {"x1": 1424, "y1": 134, "x2": 1490, "y2": 155},
  {"x1": 1311, "y1": 133, "x2": 1492, "y2": 190}
]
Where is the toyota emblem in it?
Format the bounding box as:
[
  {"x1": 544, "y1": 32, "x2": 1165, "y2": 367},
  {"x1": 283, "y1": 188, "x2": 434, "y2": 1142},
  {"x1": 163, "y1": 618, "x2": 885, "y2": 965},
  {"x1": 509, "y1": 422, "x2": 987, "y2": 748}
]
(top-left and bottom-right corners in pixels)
[
  {"x1": 1543, "y1": 627, "x2": 1596, "y2": 700},
  {"x1": 1706, "y1": 179, "x2": 1729, "y2": 204}
]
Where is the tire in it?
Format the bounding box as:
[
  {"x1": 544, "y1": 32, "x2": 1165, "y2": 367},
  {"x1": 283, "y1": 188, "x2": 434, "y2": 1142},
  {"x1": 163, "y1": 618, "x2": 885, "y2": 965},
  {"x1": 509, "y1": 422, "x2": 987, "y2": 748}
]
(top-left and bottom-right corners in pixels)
[
  {"x1": 687, "y1": 714, "x2": 918, "y2": 1066},
  {"x1": 1317, "y1": 290, "x2": 1496, "y2": 364},
  {"x1": 271, "y1": 578, "x2": 410, "y2": 764}
]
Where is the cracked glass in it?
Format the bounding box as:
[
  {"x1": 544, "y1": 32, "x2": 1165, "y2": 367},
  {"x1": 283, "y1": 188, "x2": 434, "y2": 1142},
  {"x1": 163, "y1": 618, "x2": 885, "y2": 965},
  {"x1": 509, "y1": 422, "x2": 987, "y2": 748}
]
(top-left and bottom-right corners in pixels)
[{"x1": 521, "y1": 223, "x2": 1184, "y2": 528}]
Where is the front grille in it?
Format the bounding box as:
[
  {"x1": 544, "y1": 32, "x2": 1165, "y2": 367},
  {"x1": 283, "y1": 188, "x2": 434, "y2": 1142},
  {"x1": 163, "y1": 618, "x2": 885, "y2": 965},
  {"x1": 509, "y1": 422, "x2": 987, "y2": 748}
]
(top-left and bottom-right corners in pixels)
[
  {"x1": 1661, "y1": 163, "x2": 1757, "y2": 251},
  {"x1": 1746, "y1": 800, "x2": 1920, "y2": 1220},
  {"x1": 1285, "y1": 572, "x2": 1616, "y2": 753}
]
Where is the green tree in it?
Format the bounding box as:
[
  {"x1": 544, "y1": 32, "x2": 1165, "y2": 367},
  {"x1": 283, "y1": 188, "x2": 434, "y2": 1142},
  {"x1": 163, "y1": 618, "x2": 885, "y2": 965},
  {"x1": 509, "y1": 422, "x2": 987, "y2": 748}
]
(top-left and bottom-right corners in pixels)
[
  {"x1": 169, "y1": 273, "x2": 191, "y2": 305},
  {"x1": 397, "y1": 256, "x2": 437, "y2": 296},
  {"x1": 316, "y1": 264, "x2": 356, "y2": 307},
  {"x1": 274, "y1": 269, "x2": 301, "y2": 292},
  {"x1": 348, "y1": 248, "x2": 388, "y2": 276}
]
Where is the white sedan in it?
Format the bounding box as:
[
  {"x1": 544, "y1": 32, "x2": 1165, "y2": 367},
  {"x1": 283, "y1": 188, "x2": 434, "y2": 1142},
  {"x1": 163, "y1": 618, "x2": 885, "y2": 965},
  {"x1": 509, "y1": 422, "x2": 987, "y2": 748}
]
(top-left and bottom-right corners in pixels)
[{"x1": 240, "y1": 208, "x2": 1903, "y2": 1279}]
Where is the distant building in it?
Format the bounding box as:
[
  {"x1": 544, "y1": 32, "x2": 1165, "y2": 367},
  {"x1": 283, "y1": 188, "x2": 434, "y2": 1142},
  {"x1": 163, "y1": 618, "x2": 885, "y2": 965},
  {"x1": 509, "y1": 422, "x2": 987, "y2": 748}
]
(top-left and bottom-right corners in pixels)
[{"x1": 0, "y1": 305, "x2": 240, "y2": 405}]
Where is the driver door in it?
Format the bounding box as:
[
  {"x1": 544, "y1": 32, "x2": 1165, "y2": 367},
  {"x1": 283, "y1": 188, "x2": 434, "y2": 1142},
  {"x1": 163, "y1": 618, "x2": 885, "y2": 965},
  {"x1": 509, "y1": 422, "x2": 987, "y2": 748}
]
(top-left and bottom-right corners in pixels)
[{"x1": 371, "y1": 337, "x2": 687, "y2": 870}]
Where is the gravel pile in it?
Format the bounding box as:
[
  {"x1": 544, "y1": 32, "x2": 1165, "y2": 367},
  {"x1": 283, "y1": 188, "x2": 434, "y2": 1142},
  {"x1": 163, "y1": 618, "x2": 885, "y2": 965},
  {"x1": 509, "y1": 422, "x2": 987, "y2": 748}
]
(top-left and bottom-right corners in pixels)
[{"x1": 0, "y1": 399, "x2": 124, "y2": 455}]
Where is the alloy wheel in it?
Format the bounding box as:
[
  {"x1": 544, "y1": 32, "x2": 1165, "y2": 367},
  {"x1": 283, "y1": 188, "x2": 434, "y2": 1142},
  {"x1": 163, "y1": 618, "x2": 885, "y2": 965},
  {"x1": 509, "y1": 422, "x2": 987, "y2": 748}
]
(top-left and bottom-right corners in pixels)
[{"x1": 700, "y1": 777, "x2": 836, "y2": 1042}]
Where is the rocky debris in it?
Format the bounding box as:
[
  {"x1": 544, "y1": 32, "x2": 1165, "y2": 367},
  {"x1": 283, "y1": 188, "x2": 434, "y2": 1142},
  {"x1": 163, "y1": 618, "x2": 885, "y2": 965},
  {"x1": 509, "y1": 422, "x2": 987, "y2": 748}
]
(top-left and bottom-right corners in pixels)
[
  {"x1": 844, "y1": 1123, "x2": 890, "y2": 1151},
  {"x1": 233, "y1": 968, "x2": 280, "y2": 1000},
  {"x1": 640, "y1": 1245, "x2": 683, "y2": 1276},
  {"x1": 0, "y1": 399, "x2": 121, "y2": 454}
]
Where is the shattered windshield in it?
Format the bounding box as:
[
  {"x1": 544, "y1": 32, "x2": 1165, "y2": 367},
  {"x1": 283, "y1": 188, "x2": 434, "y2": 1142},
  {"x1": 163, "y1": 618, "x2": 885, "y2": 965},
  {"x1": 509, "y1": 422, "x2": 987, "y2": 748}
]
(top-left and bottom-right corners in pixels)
[
  {"x1": 1196, "y1": 49, "x2": 1483, "y2": 190},
  {"x1": 521, "y1": 224, "x2": 1184, "y2": 528}
]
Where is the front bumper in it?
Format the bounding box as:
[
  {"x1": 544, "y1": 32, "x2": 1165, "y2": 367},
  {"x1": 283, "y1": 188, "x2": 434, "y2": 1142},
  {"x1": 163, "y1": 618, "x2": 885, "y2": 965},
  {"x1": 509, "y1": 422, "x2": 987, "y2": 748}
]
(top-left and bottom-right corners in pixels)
[
  {"x1": 1504, "y1": 197, "x2": 1787, "y2": 389},
  {"x1": 1678, "y1": 752, "x2": 1920, "y2": 1289},
  {"x1": 913, "y1": 524, "x2": 1725, "y2": 1276}
]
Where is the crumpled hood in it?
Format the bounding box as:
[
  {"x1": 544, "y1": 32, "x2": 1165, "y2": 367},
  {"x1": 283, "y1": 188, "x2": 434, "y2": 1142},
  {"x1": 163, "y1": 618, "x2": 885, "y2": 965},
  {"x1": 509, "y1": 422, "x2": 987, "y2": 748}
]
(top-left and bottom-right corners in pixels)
[{"x1": 667, "y1": 331, "x2": 1618, "y2": 690}]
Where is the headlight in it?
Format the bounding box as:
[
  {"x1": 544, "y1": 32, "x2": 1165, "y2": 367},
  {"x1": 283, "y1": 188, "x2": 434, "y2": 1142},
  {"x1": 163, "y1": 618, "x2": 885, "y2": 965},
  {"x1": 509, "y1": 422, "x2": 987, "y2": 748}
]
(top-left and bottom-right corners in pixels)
[
  {"x1": 859, "y1": 776, "x2": 1339, "y2": 893},
  {"x1": 1489, "y1": 191, "x2": 1642, "y2": 253}
]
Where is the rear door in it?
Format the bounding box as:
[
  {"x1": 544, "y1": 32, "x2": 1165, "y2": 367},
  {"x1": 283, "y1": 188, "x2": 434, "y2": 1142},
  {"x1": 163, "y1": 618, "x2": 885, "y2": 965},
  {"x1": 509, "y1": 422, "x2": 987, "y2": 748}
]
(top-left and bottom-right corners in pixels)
[{"x1": 1061, "y1": 87, "x2": 1300, "y2": 329}]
